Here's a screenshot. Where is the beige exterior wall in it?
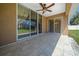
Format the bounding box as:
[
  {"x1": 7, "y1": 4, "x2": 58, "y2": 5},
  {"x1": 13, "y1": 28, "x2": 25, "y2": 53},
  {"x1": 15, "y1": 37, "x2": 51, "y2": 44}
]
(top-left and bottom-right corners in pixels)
[{"x1": 0, "y1": 4, "x2": 16, "y2": 46}]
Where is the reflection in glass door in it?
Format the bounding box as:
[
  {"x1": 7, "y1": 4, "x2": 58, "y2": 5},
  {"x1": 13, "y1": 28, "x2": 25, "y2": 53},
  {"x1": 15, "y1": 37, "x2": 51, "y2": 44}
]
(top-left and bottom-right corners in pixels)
[
  {"x1": 18, "y1": 4, "x2": 31, "y2": 39},
  {"x1": 55, "y1": 19, "x2": 61, "y2": 33},
  {"x1": 31, "y1": 10, "x2": 37, "y2": 35},
  {"x1": 17, "y1": 4, "x2": 42, "y2": 40},
  {"x1": 38, "y1": 14, "x2": 42, "y2": 33},
  {"x1": 49, "y1": 20, "x2": 54, "y2": 32}
]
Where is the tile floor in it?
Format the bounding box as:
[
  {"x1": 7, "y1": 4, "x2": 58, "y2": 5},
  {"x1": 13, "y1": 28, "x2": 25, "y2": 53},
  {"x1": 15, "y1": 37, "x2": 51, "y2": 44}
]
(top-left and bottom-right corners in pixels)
[{"x1": 0, "y1": 33, "x2": 60, "y2": 56}]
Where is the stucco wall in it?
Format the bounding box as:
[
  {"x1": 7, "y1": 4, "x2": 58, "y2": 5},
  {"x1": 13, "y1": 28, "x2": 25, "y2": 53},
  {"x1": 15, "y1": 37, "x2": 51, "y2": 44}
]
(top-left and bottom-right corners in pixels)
[
  {"x1": 0, "y1": 4, "x2": 16, "y2": 46},
  {"x1": 42, "y1": 16, "x2": 47, "y2": 33}
]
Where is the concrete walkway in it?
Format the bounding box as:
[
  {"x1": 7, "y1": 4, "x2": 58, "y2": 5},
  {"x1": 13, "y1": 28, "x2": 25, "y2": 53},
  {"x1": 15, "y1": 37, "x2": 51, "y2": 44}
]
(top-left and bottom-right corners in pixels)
[
  {"x1": 52, "y1": 35, "x2": 79, "y2": 56},
  {"x1": 0, "y1": 33, "x2": 60, "y2": 56}
]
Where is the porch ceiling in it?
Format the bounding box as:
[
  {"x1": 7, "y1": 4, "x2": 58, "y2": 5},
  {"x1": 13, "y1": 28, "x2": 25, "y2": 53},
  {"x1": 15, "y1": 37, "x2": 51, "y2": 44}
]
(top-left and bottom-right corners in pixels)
[{"x1": 20, "y1": 3, "x2": 66, "y2": 17}]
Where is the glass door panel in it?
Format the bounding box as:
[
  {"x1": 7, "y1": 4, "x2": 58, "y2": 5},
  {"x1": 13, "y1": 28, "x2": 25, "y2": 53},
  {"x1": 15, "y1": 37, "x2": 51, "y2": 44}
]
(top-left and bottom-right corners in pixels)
[
  {"x1": 55, "y1": 19, "x2": 61, "y2": 33},
  {"x1": 31, "y1": 10, "x2": 37, "y2": 35},
  {"x1": 18, "y1": 4, "x2": 31, "y2": 39},
  {"x1": 38, "y1": 14, "x2": 42, "y2": 33},
  {"x1": 49, "y1": 20, "x2": 54, "y2": 32}
]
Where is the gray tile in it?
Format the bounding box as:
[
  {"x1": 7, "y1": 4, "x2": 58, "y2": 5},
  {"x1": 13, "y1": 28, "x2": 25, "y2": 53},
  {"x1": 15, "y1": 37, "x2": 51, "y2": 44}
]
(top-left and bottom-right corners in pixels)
[{"x1": 0, "y1": 33, "x2": 60, "y2": 56}]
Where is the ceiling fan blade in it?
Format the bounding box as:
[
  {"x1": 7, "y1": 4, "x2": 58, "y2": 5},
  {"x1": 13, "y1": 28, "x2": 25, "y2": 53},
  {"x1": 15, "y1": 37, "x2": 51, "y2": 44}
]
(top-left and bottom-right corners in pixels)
[
  {"x1": 40, "y1": 3, "x2": 46, "y2": 9},
  {"x1": 47, "y1": 3, "x2": 55, "y2": 8},
  {"x1": 36, "y1": 9, "x2": 43, "y2": 11},
  {"x1": 47, "y1": 10, "x2": 52, "y2": 12},
  {"x1": 40, "y1": 3, "x2": 44, "y2": 8}
]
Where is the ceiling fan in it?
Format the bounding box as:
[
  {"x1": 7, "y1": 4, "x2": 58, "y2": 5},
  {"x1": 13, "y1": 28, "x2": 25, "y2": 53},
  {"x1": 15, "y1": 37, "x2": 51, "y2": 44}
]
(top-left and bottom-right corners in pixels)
[{"x1": 37, "y1": 3, "x2": 55, "y2": 14}]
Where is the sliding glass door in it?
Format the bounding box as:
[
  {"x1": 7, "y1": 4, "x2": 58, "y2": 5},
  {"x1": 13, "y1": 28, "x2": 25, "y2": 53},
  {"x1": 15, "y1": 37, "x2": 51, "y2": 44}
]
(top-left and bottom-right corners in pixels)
[
  {"x1": 18, "y1": 4, "x2": 31, "y2": 39},
  {"x1": 38, "y1": 14, "x2": 42, "y2": 33},
  {"x1": 31, "y1": 10, "x2": 37, "y2": 35},
  {"x1": 17, "y1": 4, "x2": 42, "y2": 40}
]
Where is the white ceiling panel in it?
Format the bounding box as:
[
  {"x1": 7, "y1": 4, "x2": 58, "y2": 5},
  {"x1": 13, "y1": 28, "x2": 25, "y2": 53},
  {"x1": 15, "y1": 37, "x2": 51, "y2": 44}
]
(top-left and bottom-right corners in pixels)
[{"x1": 20, "y1": 3, "x2": 66, "y2": 17}]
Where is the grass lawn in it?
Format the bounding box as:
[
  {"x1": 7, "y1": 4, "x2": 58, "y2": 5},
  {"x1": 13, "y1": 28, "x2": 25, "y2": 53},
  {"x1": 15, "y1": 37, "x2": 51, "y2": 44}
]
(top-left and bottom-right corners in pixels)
[
  {"x1": 18, "y1": 28, "x2": 36, "y2": 34},
  {"x1": 18, "y1": 28, "x2": 30, "y2": 34},
  {"x1": 68, "y1": 30, "x2": 79, "y2": 44}
]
